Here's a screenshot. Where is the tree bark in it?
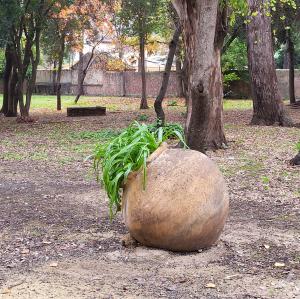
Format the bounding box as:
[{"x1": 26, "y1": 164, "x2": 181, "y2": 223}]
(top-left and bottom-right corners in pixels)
[
  {"x1": 247, "y1": 0, "x2": 292, "y2": 126},
  {"x1": 139, "y1": 33, "x2": 148, "y2": 109},
  {"x1": 75, "y1": 51, "x2": 84, "y2": 103},
  {"x1": 57, "y1": 34, "x2": 65, "y2": 111},
  {"x1": 287, "y1": 30, "x2": 295, "y2": 105},
  {"x1": 175, "y1": 39, "x2": 184, "y2": 97},
  {"x1": 172, "y1": 0, "x2": 227, "y2": 152},
  {"x1": 52, "y1": 61, "x2": 57, "y2": 95},
  {"x1": 0, "y1": 46, "x2": 13, "y2": 115},
  {"x1": 75, "y1": 45, "x2": 98, "y2": 104},
  {"x1": 154, "y1": 25, "x2": 182, "y2": 124},
  {"x1": 24, "y1": 28, "x2": 41, "y2": 116}
]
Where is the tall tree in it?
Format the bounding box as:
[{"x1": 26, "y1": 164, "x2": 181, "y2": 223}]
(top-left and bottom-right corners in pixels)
[
  {"x1": 154, "y1": 7, "x2": 182, "y2": 125},
  {"x1": 172, "y1": 0, "x2": 227, "y2": 152},
  {"x1": 247, "y1": 0, "x2": 292, "y2": 126},
  {"x1": 119, "y1": 0, "x2": 162, "y2": 109}
]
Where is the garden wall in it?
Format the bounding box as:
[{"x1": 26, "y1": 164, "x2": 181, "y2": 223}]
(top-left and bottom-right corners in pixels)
[
  {"x1": 1, "y1": 69, "x2": 299, "y2": 99},
  {"x1": 33, "y1": 69, "x2": 181, "y2": 97}
]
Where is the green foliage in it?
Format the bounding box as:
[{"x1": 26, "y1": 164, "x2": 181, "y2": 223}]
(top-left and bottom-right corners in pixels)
[
  {"x1": 223, "y1": 73, "x2": 240, "y2": 88},
  {"x1": 167, "y1": 100, "x2": 178, "y2": 106},
  {"x1": 296, "y1": 141, "x2": 300, "y2": 152},
  {"x1": 94, "y1": 121, "x2": 186, "y2": 218},
  {"x1": 70, "y1": 129, "x2": 121, "y2": 141},
  {"x1": 137, "y1": 114, "x2": 149, "y2": 122},
  {"x1": 222, "y1": 38, "x2": 248, "y2": 73}
]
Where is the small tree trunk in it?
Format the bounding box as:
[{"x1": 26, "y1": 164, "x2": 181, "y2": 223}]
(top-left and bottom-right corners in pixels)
[
  {"x1": 287, "y1": 31, "x2": 295, "y2": 105},
  {"x1": 154, "y1": 25, "x2": 182, "y2": 124},
  {"x1": 75, "y1": 45, "x2": 97, "y2": 104},
  {"x1": 75, "y1": 51, "x2": 84, "y2": 103},
  {"x1": 52, "y1": 61, "x2": 57, "y2": 95},
  {"x1": 247, "y1": 0, "x2": 292, "y2": 126},
  {"x1": 57, "y1": 35, "x2": 65, "y2": 111},
  {"x1": 173, "y1": 0, "x2": 227, "y2": 152},
  {"x1": 139, "y1": 33, "x2": 148, "y2": 109}
]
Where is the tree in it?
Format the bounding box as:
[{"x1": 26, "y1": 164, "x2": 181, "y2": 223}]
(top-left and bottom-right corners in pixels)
[
  {"x1": 119, "y1": 0, "x2": 163, "y2": 109},
  {"x1": 172, "y1": 1, "x2": 227, "y2": 152},
  {"x1": 247, "y1": 0, "x2": 292, "y2": 126},
  {"x1": 0, "y1": 0, "x2": 68, "y2": 118},
  {"x1": 154, "y1": 4, "x2": 182, "y2": 125},
  {"x1": 272, "y1": 0, "x2": 300, "y2": 105},
  {"x1": 74, "y1": 0, "x2": 112, "y2": 103}
]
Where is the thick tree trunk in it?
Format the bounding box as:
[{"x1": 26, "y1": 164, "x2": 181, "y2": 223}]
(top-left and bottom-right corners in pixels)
[
  {"x1": 247, "y1": 0, "x2": 292, "y2": 126},
  {"x1": 172, "y1": 0, "x2": 227, "y2": 152},
  {"x1": 57, "y1": 35, "x2": 65, "y2": 111},
  {"x1": 24, "y1": 28, "x2": 41, "y2": 116},
  {"x1": 139, "y1": 33, "x2": 148, "y2": 109},
  {"x1": 175, "y1": 40, "x2": 184, "y2": 97},
  {"x1": 154, "y1": 25, "x2": 182, "y2": 124},
  {"x1": 287, "y1": 31, "x2": 295, "y2": 105},
  {"x1": 6, "y1": 69, "x2": 18, "y2": 117},
  {"x1": 0, "y1": 46, "x2": 13, "y2": 115}
]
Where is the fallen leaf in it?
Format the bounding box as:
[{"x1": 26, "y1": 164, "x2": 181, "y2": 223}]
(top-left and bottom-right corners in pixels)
[
  {"x1": 21, "y1": 249, "x2": 30, "y2": 254},
  {"x1": 0, "y1": 288, "x2": 11, "y2": 294},
  {"x1": 205, "y1": 283, "x2": 216, "y2": 288},
  {"x1": 42, "y1": 241, "x2": 52, "y2": 245},
  {"x1": 264, "y1": 244, "x2": 270, "y2": 249},
  {"x1": 274, "y1": 262, "x2": 285, "y2": 268},
  {"x1": 49, "y1": 262, "x2": 58, "y2": 267}
]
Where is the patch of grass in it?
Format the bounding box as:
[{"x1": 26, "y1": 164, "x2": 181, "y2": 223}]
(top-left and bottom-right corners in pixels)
[
  {"x1": 240, "y1": 159, "x2": 264, "y2": 176},
  {"x1": 223, "y1": 99, "x2": 253, "y2": 110},
  {"x1": 1, "y1": 152, "x2": 26, "y2": 161},
  {"x1": 167, "y1": 100, "x2": 178, "y2": 106},
  {"x1": 136, "y1": 114, "x2": 149, "y2": 122},
  {"x1": 69, "y1": 129, "x2": 121, "y2": 142}
]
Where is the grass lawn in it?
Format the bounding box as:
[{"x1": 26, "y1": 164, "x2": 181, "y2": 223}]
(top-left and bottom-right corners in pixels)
[{"x1": 0, "y1": 94, "x2": 254, "y2": 111}]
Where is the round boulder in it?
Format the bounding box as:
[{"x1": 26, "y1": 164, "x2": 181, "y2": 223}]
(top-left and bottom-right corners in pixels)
[{"x1": 122, "y1": 146, "x2": 229, "y2": 252}]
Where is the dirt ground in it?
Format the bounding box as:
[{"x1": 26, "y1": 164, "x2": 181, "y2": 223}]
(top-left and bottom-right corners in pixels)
[{"x1": 0, "y1": 100, "x2": 299, "y2": 299}]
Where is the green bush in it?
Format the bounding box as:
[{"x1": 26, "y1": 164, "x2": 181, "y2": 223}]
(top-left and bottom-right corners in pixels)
[{"x1": 94, "y1": 122, "x2": 186, "y2": 218}]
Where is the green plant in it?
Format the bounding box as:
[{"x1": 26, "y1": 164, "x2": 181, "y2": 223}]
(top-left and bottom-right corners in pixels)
[
  {"x1": 167, "y1": 100, "x2": 178, "y2": 106},
  {"x1": 137, "y1": 114, "x2": 149, "y2": 122},
  {"x1": 94, "y1": 121, "x2": 186, "y2": 218},
  {"x1": 296, "y1": 141, "x2": 300, "y2": 152}
]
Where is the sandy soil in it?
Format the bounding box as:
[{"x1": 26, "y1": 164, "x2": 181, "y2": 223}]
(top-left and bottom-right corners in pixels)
[{"x1": 0, "y1": 103, "x2": 299, "y2": 299}]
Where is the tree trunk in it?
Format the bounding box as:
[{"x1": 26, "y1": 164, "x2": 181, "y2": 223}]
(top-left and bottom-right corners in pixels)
[
  {"x1": 0, "y1": 46, "x2": 13, "y2": 115},
  {"x1": 287, "y1": 30, "x2": 295, "y2": 105},
  {"x1": 154, "y1": 25, "x2": 182, "y2": 124},
  {"x1": 175, "y1": 40, "x2": 184, "y2": 97},
  {"x1": 57, "y1": 35, "x2": 65, "y2": 111},
  {"x1": 75, "y1": 45, "x2": 97, "y2": 104},
  {"x1": 75, "y1": 51, "x2": 84, "y2": 103},
  {"x1": 247, "y1": 0, "x2": 292, "y2": 126},
  {"x1": 24, "y1": 28, "x2": 41, "y2": 116},
  {"x1": 172, "y1": 0, "x2": 227, "y2": 152},
  {"x1": 139, "y1": 33, "x2": 148, "y2": 109},
  {"x1": 52, "y1": 61, "x2": 57, "y2": 95}
]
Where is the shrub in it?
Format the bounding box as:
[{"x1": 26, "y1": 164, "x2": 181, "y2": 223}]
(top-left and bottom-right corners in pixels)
[{"x1": 94, "y1": 122, "x2": 186, "y2": 218}]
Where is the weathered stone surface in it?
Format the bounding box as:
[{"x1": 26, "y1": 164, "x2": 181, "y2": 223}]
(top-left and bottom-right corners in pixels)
[
  {"x1": 67, "y1": 106, "x2": 106, "y2": 117},
  {"x1": 122, "y1": 147, "x2": 229, "y2": 252}
]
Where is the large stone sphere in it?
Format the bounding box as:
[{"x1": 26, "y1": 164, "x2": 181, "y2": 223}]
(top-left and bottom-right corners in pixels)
[{"x1": 122, "y1": 146, "x2": 229, "y2": 252}]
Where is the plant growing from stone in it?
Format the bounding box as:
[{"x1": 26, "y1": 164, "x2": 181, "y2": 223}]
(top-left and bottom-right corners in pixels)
[{"x1": 94, "y1": 121, "x2": 186, "y2": 218}]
